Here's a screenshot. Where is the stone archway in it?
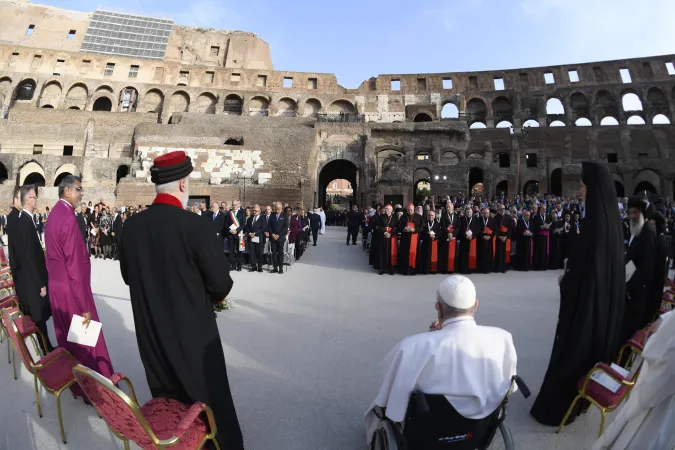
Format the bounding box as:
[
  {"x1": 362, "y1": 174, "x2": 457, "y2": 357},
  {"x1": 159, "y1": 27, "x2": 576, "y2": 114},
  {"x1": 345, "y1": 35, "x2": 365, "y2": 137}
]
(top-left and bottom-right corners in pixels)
[
  {"x1": 468, "y1": 168, "x2": 484, "y2": 195},
  {"x1": 318, "y1": 159, "x2": 358, "y2": 209}
]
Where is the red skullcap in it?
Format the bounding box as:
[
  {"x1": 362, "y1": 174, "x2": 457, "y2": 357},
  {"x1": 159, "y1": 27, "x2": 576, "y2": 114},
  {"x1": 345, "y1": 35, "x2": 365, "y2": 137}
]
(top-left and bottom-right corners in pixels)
[
  {"x1": 407, "y1": 203, "x2": 415, "y2": 208},
  {"x1": 150, "y1": 151, "x2": 193, "y2": 184},
  {"x1": 153, "y1": 151, "x2": 186, "y2": 168}
]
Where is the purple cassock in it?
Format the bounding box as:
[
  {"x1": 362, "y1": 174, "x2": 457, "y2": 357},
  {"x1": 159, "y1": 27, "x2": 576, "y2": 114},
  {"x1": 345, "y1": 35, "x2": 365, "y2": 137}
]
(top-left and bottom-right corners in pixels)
[{"x1": 45, "y1": 199, "x2": 114, "y2": 397}]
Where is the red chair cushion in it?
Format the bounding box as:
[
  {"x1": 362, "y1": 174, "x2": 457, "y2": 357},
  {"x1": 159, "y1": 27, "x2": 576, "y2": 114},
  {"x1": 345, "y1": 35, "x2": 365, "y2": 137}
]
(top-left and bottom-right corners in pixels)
[
  {"x1": 140, "y1": 398, "x2": 209, "y2": 449},
  {"x1": 14, "y1": 315, "x2": 38, "y2": 338},
  {"x1": 578, "y1": 363, "x2": 629, "y2": 409},
  {"x1": 36, "y1": 348, "x2": 76, "y2": 391}
]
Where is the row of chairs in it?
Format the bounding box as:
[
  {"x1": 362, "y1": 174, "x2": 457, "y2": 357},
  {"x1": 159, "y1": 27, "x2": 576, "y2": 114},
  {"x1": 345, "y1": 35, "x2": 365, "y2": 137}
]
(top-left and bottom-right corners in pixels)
[
  {"x1": 0, "y1": 274, "x2": 221, "y2": 448},
  {"x1": 556, "y1": 280, "x2": 675, "y2": 438}
]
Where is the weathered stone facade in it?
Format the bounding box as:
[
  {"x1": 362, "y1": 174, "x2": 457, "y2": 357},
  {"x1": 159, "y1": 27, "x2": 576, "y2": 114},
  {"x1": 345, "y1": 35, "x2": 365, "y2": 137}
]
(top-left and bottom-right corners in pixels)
[{"x1": 1, "y1": 0, "x2": 675, "y2": 210}]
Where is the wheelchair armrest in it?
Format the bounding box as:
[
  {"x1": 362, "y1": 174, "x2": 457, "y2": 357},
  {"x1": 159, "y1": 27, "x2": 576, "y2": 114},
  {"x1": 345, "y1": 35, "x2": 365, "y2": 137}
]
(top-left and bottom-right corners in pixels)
[
  {"x1": 410, "y1": 390, "x2": 430, "y2": 415},
  {"x1": 512, "y1": 375, "x2": 531, "y2": 398}
]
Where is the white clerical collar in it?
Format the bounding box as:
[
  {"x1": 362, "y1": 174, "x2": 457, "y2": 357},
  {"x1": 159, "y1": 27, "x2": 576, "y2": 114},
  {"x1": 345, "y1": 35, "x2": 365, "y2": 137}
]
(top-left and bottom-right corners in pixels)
[{"x1": 441, "y1": 316, "x2": 475, "y2": 329}]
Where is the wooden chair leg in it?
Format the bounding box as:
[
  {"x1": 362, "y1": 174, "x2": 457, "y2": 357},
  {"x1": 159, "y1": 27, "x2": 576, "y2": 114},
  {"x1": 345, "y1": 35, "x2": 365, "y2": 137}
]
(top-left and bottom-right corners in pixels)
[
  {"x1": 34, "y1": 375, "x2": 42, "y2": 418},
  {"x1": 56, "y1": 390, "x2": 67, "y2": 444},
  {"x1": 556, "y1": 395, "x2": 581, "y2": 433}
]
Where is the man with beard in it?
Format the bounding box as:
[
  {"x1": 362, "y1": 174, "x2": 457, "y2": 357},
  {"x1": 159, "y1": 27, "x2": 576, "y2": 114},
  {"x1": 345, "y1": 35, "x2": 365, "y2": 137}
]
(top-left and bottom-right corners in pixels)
[
  {"x1": 621, "y1": 195, "x2": 656, "y2": 346},
  {"x1": 516, "y1": 210, "x2": 534, "y2": 271},
  {"x1": 440, "y1": 202, "x2": 459, "y2": 274},
  {"x1": 457, "y1": 206, "x2": 480, "y2": 274},
  {"x1": 493, "y1": 204, "x2": 512, "y2": 273},
  {"x1": 419, "y1": 210, "x2": 442, "y2": 274},
  {"x1": 377, "y1": 204, "x2": 398, "y2": 275},
  {"x1": 119, "y1": 151, "x2": 244, "y2": 450},
  {"x1": 548, "y1": 211, "x2": 562, "y2": 269},
  {"x1": 398, "y1": 204, "x2": 423, "y2": 275},
  {"x1": 476, "y1": 208, "x2": 495, "y2": 274},
  {"x1": 532, "y1": 205, "x2": 551, "y2": 271}
]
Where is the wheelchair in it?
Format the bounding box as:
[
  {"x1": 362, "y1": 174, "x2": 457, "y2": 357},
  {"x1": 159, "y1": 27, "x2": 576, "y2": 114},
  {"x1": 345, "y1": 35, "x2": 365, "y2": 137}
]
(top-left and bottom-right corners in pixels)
[{"x1": 371, "y1": 376, "x2": 530, "y2": 450}]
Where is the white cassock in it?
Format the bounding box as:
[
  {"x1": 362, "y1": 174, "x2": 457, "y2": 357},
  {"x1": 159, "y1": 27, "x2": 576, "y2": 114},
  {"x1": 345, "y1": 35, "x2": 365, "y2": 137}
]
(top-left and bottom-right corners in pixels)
[
  {"x1": 593, "y1": 310, "x2": 675, "y2": 450},
  {"x1": 364, "y1": 316, "x2": 517, "y2": 445},
  {"x1": 319, "y1": 210, "x2": 326, "y2": 235}
]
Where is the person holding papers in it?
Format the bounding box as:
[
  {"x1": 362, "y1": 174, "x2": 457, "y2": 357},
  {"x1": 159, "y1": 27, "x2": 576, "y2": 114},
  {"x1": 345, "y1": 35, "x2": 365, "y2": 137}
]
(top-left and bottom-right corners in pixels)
[
  {"x1": 530, "y1": 162, "x2": 625, "y2": 428},
  {"x1": 119, "y1": 151, "x2": 244, "y2": 450},
  {"x1": 245, "y1": 204, "x2": 265, "y2": 272},
  {"x1": 45, "y1": 175, "x2": 114, "y2": 401},
  {"x1": 225, "y1": 199, "x2": 246, "y2": 272}
]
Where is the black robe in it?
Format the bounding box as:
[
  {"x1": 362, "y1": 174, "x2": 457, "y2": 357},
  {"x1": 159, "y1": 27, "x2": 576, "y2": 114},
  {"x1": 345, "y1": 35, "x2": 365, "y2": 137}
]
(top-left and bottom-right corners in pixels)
[
  {"x1": 568, "y1": 220, "x2": 581, "y2": 260},
  {"x1": 419, "y1": 220, "x2": 442, "y2": 274},
  {"x1": 532, "y1": 213, "x2": 550, "y2": 271},
  {"x1": 548, "y1": 220, "x2": 564, "y2": 269},
  {"x1": 621, "y1": 223, "x2": 657, "y2": 343},
  {"x1": 646, "y1": 233, "x2": 668, "y2": 324},
  {"x1": 13, "y1": 211, "x2": 51, "y2": 323},
  {"x1": 369, "y1": 215, "x2": 381, "y2": 269},
  {"x1": 531, "y1": 161, "x2": 625, "y2": 427},
  {"x1": 493, "y1": 214, "x2": 511, "y2": 273},
  {"x1": 7, "y1": 207, "x2": 21, "y2": 274},
  {"x1": 377, "y1": 214, "x2": 398, "y2": 274},
  {"x1": 476, "y1": 216, "x2": 495, "y2": 274},
  {"x1": 456, "y1": 216, "x2": 480, "y2": 274},
  {"x1": 119, "y1": 200, "x2": 243, "y2": 450},
  {"x1": 398, "y1": 213, "x2": 424, "y2": 274},
  {"x1": 515, "y1": 219, "x2": 534, "y2": 271},
  {"x1": 439, "y1": 212, "x2": 458, "y2": 274},
  {"x1": 558, "y1": 220, "x2": 572, "y2": 266}
]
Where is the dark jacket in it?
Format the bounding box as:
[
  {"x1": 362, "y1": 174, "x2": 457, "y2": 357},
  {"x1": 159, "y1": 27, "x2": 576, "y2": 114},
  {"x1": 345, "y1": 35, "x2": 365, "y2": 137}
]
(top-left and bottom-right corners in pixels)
[
  {"x1": 309, "y1": 213, "x2": 322, "y2": 230},
  {"x1": 207, "y1": 210, "x2": 227, "y2": 239},
  {"x1": 268, "y1": 212, "x2": 289, "y2": 243}
]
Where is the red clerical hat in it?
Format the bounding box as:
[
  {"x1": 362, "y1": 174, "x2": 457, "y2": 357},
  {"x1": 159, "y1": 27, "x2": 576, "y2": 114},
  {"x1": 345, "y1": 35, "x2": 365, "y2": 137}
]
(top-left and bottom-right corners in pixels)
[{"x1": 150, "y1": 151, "x2": 193, "y2": 184}]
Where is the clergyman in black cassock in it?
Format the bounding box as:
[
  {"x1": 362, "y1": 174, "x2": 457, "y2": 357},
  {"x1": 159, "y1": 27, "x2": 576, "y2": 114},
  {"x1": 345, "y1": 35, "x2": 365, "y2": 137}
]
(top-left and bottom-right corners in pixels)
[
  {"x1": 377, "y1": 206, "x2": 398, "y2": 275},
  {"x1": 647, "y1": 212, "x2": 668, "y2": 326},
  {"x1": 369, "y1": 208, "x2": 384, "y2": 269},
  {"x1": 532, "y1": 206, "x2": 550, "y2": 271},
  {"x1": 419, "y1": 211, "x2": 442, "y2": 274},
  {"x1": 548, "y1": 212, "x2": 563, "y2": 269},
  {"x1": 119, "y1": 151, "x2": 244, "y2": 450},
  {"x1": 6, "y1": 187, "x2": 21, "y2": 276},
  {"x1": 13, "y1": 186, "x2": 54, "y2": 354},
  {"x1": 493, "y1": 206, "x2": 511, "y2": 273},
  {"x1": 398, "y1": 205, "x2": 423, "y2": 275},
  {"x1": 457, "y1": 207, "x2": 480, "y2": 274},
  {"x1": 531, "y1": 161, "x2": 625, "y2": 427},
  {"x1": 515, "y1": 212, "x2": 534, "y2": 271},
  {"x1": 476, "y1": 209, "x2": 494, "y2": 274},
  {"x1": 620, "y1": 196, "x2": 656, "y2": 344},
  {"x1": 439, "y1": 205, "x2": 458, "y2": 274}
]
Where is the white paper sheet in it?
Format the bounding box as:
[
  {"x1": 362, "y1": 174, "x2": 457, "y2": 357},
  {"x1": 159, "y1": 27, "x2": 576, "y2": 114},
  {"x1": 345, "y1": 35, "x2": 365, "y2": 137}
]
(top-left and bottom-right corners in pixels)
[
  {"x1": 626, "y1": 260, "x2": 637, "y2": 281},
  {"x1": 67, "y1": 314, "x2": 101, "y2": 347},
  {"x1": 465, "y1": 230, "x2": 473, "y2": 239},
  {"x1": 229, "y1": 224, "x2": 237, "y2": 231},
  {"x1": 590, "y1": 370, "x2": 621, "y2": 393},
  {"x1": 252, "y1": 236, "x2": 260, "y2": 243}
]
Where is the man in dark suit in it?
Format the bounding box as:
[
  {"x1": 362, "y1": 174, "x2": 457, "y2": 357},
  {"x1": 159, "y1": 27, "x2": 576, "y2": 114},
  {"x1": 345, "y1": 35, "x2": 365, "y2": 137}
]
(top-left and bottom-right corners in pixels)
[
  {"x1": 267, "y1": 202, "x2": 289, "y2": 274},
  {"x1": 111, "y1": 207, "x2": 123, "y2": 260},
  {"x1": 245, "y1": 204, "x2": 266, "y2": 272},
  {"x1": 346, "y1": 205, "x2": 364, "y2": 245},
  {"x1": 207, "y1": 202, "x2": 226, "y2": 249},
  {"x1": 224, "y1": 199, "x2": 245, "y2": 271},
  {"x1": 15, "y1": 184, "x2": 54, "y2": 354},
  {"x1": 76, "y1": 202, "x2": 88, "y2": 242},
  {"x1": 309, "y1": 207, "x2": 322, "y2": 246}
]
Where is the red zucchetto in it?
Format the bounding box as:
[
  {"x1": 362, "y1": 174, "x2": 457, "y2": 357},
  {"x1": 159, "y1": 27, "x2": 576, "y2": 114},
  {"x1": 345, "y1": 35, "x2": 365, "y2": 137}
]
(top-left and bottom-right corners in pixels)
[{"x1": 150, "y1": 151, "x2": 193, "y2": 184}]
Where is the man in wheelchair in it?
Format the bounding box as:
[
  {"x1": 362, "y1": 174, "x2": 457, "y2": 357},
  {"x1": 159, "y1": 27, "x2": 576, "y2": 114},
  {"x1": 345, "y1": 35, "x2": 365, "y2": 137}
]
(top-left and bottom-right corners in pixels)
[{"x1": 365, "y1": 275, "x2": 518, "y2": 449}]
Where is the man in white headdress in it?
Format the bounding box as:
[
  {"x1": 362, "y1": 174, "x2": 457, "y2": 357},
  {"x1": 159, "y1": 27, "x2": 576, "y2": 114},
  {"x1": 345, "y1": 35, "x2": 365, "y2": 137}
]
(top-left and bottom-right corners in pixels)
[
  {"x1": 364, "y1": 275, "x2": 517, "y2": 445},
  {"x1": 318, "y1": 207, "x2": 326, "y2": 235},
  {"x1": 593, "y1": 310, "x2": 675, "y2": 450}
]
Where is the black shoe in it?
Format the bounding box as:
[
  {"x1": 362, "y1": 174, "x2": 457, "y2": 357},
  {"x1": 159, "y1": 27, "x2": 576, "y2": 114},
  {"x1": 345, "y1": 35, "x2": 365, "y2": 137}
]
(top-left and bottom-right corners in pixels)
[
  {"x1": 271, "y1": 268, "x2": 278, "y2": 273},
  {"x1": 313, "y1": 243, "x2": 317, "y2": 246},
  {"x1": 257, "y1": 266, "x2": 263, "y2": 272},
  {"x1": 379, "y1": 271, "x2": 384, "y2": 275},
  {"x1": 278, "y1": 269, "x2": 284, "y2": 274},
  {"x1": 249, "y1": 267, "x2": 255, "y2": 272}
]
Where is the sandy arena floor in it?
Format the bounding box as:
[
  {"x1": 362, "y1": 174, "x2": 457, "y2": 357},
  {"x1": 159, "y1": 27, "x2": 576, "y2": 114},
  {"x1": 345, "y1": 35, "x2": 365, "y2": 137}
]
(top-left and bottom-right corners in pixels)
[{"x1": 0, "y1": 227, "x2": 608, "y2": 450}]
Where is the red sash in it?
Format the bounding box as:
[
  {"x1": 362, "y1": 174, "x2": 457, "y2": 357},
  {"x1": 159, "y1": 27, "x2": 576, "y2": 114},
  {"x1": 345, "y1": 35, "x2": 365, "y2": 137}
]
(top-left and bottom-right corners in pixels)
[
  {"x1": 430, "y1": 240, "x2": 438, "y2": 272},
  {"x1": 409, "y1": 233, "x2": 418, "y2": 268},
  {"x1": 446, "y1": 226, "x2": 456, "y2": 272},
  {"x1": 385, "y1": 226, "x2": 397, "y2": 266},
  {"x1": 469, "y1": 239, "x2": 477, "y2": 269},
  {"x1": 499, "y1": 224, "x2": 511, "y2": 263}
]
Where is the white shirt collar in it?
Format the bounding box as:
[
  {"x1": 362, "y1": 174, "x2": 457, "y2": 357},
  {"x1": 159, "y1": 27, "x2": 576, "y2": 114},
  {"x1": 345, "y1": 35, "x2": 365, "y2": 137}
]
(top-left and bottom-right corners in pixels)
[{"x1": 441, "y1": 316, "x2": 475, "y2": 329}]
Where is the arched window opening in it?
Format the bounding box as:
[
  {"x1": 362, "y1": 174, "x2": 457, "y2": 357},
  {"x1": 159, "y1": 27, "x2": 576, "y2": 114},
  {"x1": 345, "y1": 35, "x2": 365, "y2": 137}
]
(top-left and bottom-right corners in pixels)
[
  {"x1": 441, "y1": 103, "x2": 459, "y2": 119},
  {"x1": 24, "y1": 172, "x2": 46, "y2": 187},
  {"x1": 546, "y1": 98, "x2": 565, "y2": 115},
  {"x1": 116, "y1": 165, "x2": 129, "y2": 184},
  {"x1": 627, "y1": 115, "x2": 646, "y2": 125},
  {"x1": 575, "y1": 118, "x2": 592, "y2": 126},
  {"x1": 496, "y1": 120, "x2": 513, "y2": 129},
  {"x1": 600, "y1": 116, "x2": 619, "y2": 126},
  {"x1": 549, "y1": 120, "x2": 566, "y2": 127},
  {"x1": 469, "y1": 122, "x2": 487, "y2": 129},
  {"x1": 621, "y1": 93, "x2": 643, "y2": 112},
  {"x1": 413, "y1": 113, "x2": 432, "y2": 122},
  {"x1": 16, "y1": 80, "x2": 36, "y2": 101},
  {"x1": 523, "y1": 119, "x2": 539, "y2": 127},
  {"x1": 92, "y1": 97, "x2": 112, "y2": 111},
  {"x1": 653, "y1": 114, "x2": 671, "y2": 125},
  {"x1": 523, "y1": 180, "x2": 539, "y2": 196}
]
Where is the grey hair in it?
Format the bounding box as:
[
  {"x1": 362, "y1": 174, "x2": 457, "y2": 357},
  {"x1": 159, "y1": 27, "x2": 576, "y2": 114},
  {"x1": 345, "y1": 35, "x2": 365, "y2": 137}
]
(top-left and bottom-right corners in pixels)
[
  {"x1": 58, "y1": 175, "x2": 82, "y2": 198},
  {"x1": 20, "y1": 184, "x2": 36, "y2": 205},
  {"x1": 437, "y1": 292, "x2": 477, "y2": 318},
  {"x1": 155, "y1": 176, "x2": 188, "y2": 194}
]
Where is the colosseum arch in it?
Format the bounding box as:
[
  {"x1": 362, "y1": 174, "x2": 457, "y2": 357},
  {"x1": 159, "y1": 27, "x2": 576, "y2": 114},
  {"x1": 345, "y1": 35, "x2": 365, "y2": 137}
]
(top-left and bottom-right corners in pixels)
[
  {"x1": 249, "y1": 96, "x2": 269, "y2": 116},
  {"x1": 118, "y1": 86, "x2": 139, "y2": 112},
  {"x1": 375, "y1": 148, "x2": 404, "y2": 178},
  {"x1": 546, "y1": 98, "x2": 565, "y2": 115},
  {"x1": 595, "y1": 90, "x2": 620, "y2": 122},
  {"x1": 54, "y1": 163, "x2": 80, "y2": 186},
  {"x1": 19, "y1": 161, "x2": 46, "y2": 186},
  {"x1": 223, "y1": 94, "x2": 243, "y2": 115},
  {"x1": 195, "y1": 92, "x2": 217, "y2": 114},
  {"x1": 140, "y1": 89, "x2": 164, "y2": 113},
  {"x1": 492, "y1": 96, "x2": 513, "y2": 124},
  {"x1": 15, "y1": 78, "x2": 37, "y2": 102},
  {"x1": 620, "y1": 89, "x2": 643, "y2": 112},
  {"x1": 413, "y1": 112, "x2": 433, "y2": 122},
  {"x1": 328, "y1": 99, "x2": 355, "y2": 114},
  {"x1": 38, "y1": 80, "x2": 62, "y2": 108},
  {"x1": 466, "y1": 98, "x2": 487, "y2": 127},
  {"x1": 168, "y1": 91, "x2": 190, "y2": 115},
  {"x1": 276, "y1": 97, "x2": 298, "y2": 117},
  {"x1": 570, "y1": 92, "x2": 590, "y2": 121},
  {"x1": 647, "y1": 87, "x2": 668, "y2": 110},
  {"x1": 440, "y1": 151, "x2": 459, "y2": 165},
  {"x1": 95, "y1": 85, "x2": 114, "y2": 94},
  {"x1": 441, "y1": 102, "x2": 459, "y2": 119},
  {"x1": 64, "y1": 83, "x2": 88, "y2": 110},
  {"x1": 633, "y1": 169, "x2": 661, "y2": 194},
  {"x1": 0, "y1": 77, "x2": 12, "y2": 110},
  {"x1": 302, "y1": 98, "x2": 321, "y2": 117},
  {"x1": 92, "y1": 96, "x2": 113, "y2": 111}
]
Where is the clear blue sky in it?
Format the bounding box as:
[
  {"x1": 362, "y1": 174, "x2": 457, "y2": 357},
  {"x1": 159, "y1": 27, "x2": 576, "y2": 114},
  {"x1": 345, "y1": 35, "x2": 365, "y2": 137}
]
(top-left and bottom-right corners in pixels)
[{"x1": 49, "y1": 0, "x2": 675, "y2": 89}]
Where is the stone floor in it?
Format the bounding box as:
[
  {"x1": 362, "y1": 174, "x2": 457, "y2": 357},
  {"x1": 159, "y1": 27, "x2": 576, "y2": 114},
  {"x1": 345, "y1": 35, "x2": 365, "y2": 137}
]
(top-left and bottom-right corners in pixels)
[{"x1": 0, "y1": 227, "x2": 610, "y2": 450}]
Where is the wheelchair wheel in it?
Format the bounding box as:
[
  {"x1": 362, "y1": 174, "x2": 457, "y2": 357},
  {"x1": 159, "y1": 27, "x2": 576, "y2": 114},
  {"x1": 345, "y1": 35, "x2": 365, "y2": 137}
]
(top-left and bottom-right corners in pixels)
[
  {"x1": 486, "y1": 422, "x2": 514, "y2": 450},
  {"x1": 372, "y1": 420, "x2": 399, "y2": 450}
]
